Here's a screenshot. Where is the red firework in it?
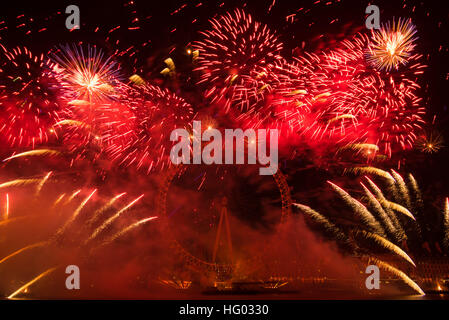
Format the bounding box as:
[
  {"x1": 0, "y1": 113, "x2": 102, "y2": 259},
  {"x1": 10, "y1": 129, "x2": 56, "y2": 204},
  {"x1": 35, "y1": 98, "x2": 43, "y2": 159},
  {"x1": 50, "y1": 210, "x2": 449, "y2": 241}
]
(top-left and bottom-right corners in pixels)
[
  {"x1": 50, "y1": 44, "x2": 123, "y2": 103},
  {"x1": 0, "y1": 45, "x2": 63, "y2": 149},
  {"x1": 193, "y1": 8, "x2": 283, "y2": 113},
  {"x1": 48, "y1": 45, "x2": 132, "y2": 162},
  {"x1": 261, "y1": 27, "x2": 425, "y2": 158},
  {"x1": 106, "y1": 83, "x2": 194, "y2": 173},
  {"x1": 56, "y1": 100, "x2": 135, "y2": 163}
]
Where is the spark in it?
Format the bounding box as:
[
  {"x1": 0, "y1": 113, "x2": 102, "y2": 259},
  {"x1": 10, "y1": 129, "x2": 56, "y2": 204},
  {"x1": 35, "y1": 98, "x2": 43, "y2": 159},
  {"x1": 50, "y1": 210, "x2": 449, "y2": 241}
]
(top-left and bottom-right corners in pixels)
[{"x1": 8, "y1": 267, "x2": 58, "y2": 299}]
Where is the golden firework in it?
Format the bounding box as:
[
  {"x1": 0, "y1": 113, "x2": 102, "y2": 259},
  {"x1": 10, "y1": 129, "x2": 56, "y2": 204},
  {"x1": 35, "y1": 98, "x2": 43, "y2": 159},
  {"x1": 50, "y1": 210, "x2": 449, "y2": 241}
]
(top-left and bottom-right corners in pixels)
[{"x1": 367, "y1": 18, "x2": 418, "y2": 71}]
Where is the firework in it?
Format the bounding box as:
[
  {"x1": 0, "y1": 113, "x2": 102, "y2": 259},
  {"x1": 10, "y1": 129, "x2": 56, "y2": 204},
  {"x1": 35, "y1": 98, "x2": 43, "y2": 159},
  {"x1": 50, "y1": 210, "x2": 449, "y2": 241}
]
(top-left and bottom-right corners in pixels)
[
  {"x1": 367, "y1": 18, "x2": 418, "y2": 71},
  {"x1": 254, "y1": 24, "x2": 425, "y2": 160},
  {"x1": 106, "y1": 83, "x2": 194, "y2": 173},
  {"x1": 0, "y1": 179, "x2": 157, "y2": 298},
  {"x1": 296, "y1": 167, "x2": 449, "y2": 294},
  {"x1": 46, "y1": 45, "x2": 136, "y2": 162},
  {"x1": 50, "y1": 44, "x2": 123, "y2": 102},
  {"x1": 416, "y1": 131, "x2": 444, "y2": 153},
  {"x1": 0, "y1": 241, "x2": 48, "y2": 266},
  {"x1": 0, "y1": 45, "x2": 63, "y2": 148},
  {"x1": 193, "y1": 9, "x2": 282, "y2": 112}
]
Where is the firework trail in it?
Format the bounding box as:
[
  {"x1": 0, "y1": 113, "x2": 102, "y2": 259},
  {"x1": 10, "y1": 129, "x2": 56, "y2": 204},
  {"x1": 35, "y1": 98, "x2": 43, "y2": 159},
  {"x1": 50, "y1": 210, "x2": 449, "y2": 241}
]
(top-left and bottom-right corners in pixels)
[
  {"x1": 364, "y1": 176, "x2": 404, "y2": 238},
  {"x1": 408, "y1": 174, "x2": 423, "y2": 208},
  {"x1": 391, "y1": 170, "x2": 412, "y2": 209},
  {"x1": 0, "y1": 216, "x2": 27, "y2": 227},
  {"x1": 355, "y1": 230, "x2": 415, "y2": 267},
  {"x1": 360, "y1": 182, "x2": 397, "y2": 240},
  {"x1": 7, "y1": 267, "x2": 58, "y2": 299},
  {"x1": 384, "y1": 200, "x2": 415, "y2": 221},
  {"x1": 64, "y1": 189, "x2": 82, "y2": 205},
  {"x1": 86, "y1": 192, "x2": 127, "y2": 227},
  {"x1": 367, "y1": 257, "x2": 424, "y2": 295},
  {"x1": 52, "y1": 193, "x2": 66, "y2": 208},
  {"x1": 0, "y1": 178, "x2": 159, "y2": 298},
  {"x1": 339, "y1": 143, "x2": 379, "y2": 155},
  {"x1": 0, "y1": 241, "x2": 48, "y2": 266},
  {"x1": 55, "y1": 119, "x2": 89, "y2": 128},
  {"x1": 86, "y1": 194, "x2": 144, "y2": 243},
  {"x1": 97, "y1": 216, "x2": 158, "y2": 248},
  {"x1": 55, "y1": 189, "x2": 97, "y2": 237},
  {"x1": 327, "y1": 181, "x2": 384, "y2": 235},
  {"x1": 3, "y1": 193, "x2": 9, "y2": 220},
  {"x1": 346, "y1": 167, "x2": 395, "y2": 182},
  {"x1": 294, "y1": 203, "x2": 347, "y2": 243}
]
